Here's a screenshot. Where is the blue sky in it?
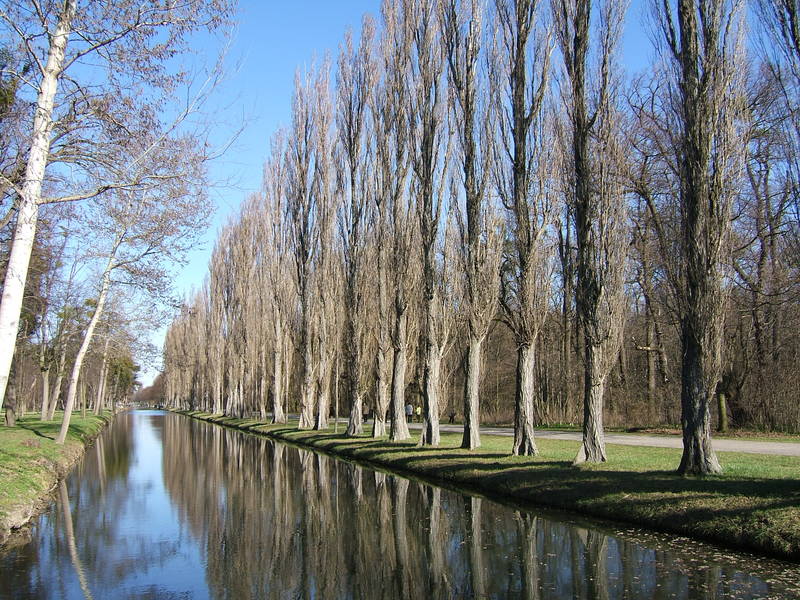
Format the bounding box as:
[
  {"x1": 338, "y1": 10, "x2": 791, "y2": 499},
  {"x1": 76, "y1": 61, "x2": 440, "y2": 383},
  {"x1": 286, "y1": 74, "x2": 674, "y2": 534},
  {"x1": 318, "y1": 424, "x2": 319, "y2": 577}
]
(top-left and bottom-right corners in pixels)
[{"x1": 142, "y1": 0, "x2": 654, "y2": 386}]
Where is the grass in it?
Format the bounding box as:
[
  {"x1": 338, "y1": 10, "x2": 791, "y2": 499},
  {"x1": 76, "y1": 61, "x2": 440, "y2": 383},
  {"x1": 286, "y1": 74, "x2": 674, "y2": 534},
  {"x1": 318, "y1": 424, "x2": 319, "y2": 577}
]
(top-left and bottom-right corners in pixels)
[
  {"x1": 0, "y1": 411, "x2": 110, "y2": 544},
  {"x1": 473, "y1": 420, "x2": 800, "y2": 443},
  {"x1": 179, "y1": 410, "x2": 800, "y2": 563}
]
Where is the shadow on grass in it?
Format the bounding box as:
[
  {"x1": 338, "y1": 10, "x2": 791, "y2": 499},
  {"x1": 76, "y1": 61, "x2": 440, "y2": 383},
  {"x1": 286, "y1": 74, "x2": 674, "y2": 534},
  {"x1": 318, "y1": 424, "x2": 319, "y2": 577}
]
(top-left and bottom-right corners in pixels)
[{"x1": 17, "y1": 422, "x2": 56, "y2": 441}]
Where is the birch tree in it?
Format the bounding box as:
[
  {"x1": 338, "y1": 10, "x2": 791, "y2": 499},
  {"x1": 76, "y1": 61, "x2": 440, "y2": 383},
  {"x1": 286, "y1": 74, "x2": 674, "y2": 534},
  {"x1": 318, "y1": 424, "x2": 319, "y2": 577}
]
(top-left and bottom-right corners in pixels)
[{"x1": 0, "y1": 0, "x2": 233, "y2": 412}]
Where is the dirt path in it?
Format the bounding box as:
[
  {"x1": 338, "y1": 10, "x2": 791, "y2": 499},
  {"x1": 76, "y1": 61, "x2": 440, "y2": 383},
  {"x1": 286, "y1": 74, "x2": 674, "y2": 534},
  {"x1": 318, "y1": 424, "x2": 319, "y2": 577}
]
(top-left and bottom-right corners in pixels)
[{"x1": 406, "y1": 423, "x2": 800, "y2": 456}]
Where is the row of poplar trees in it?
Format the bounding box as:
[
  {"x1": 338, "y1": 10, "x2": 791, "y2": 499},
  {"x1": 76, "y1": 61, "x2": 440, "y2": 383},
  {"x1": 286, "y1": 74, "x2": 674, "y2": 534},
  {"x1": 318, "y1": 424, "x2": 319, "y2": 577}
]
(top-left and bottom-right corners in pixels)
[{"x1": 163, "y1": 0, "x2": 800, "y2": 475}]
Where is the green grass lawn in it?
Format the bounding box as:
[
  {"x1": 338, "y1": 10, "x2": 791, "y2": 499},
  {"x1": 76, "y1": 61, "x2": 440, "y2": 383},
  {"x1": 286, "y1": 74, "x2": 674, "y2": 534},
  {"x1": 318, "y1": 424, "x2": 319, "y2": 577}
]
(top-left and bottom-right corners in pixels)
[
  {"x1": 0, "y1": 411, "x2": 110, "y2": 541},
  {"x1": 180, "y1": 410, "x2": 800, "y2": 563}
]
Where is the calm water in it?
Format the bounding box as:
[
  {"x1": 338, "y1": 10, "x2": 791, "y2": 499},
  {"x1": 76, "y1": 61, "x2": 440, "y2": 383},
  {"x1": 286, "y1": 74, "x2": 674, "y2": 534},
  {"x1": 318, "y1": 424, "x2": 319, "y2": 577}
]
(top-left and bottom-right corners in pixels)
[{"x1": 1, "y1": 410, "x2": 798, "y2": 599}]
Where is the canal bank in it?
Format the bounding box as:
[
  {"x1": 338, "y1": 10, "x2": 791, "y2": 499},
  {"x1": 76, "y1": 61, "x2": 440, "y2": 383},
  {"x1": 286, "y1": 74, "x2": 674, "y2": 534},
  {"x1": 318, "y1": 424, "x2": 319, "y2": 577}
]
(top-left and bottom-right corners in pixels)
[
  {"x1": 176, "y1": 410, "x2": 800, "y2": 563},
  {"x1": 0, "y1": 412, "x2": 112, "y2": 546}
]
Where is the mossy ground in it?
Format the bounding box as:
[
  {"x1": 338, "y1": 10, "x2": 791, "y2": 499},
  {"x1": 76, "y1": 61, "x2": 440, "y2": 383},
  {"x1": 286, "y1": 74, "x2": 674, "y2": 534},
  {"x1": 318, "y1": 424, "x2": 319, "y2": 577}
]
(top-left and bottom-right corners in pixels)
[
  {"x1": 0, "y1": 411, "x2": 110, "y2": 544},
  {"x1": 179, "y1": 410, "x2": 800, "y2": 563}
]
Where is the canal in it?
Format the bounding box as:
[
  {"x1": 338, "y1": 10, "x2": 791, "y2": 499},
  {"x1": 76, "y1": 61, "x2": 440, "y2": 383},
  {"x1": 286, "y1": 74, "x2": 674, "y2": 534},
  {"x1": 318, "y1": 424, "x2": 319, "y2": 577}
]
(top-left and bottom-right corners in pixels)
[{"x1": 1, "y1": 410, "x2": 798, "y2": 599}]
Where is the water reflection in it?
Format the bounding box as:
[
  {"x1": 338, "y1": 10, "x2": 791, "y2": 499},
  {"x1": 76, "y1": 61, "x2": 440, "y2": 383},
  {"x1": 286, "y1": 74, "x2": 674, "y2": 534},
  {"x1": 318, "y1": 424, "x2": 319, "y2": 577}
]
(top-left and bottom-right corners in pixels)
[{"x1": 0, "y1": 411, "x2": 798, "y2": 599}]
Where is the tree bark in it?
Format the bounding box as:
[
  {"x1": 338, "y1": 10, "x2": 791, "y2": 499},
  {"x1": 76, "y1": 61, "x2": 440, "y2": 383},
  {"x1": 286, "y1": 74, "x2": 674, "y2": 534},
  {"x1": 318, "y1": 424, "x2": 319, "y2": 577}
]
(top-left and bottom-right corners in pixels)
[
  {"x1": 47, "y1": 343, "x2": 67, "y2": 421},
  {"x1": 678, "y1": 324, "x2": 722, "y2": 474},
  {"x1": 461, "y1": 334, "x2": 482, "y2": 449},
  {"x1": 271, "y1": 319, "x2": 286, "y2": 423},
  {"x1": 390, "y1": 306, "x2": 410, "y2": 441},
  {"x1": 40, "y1": 369, "x2": 50, "y2": 422},
  {"x1": 298, "y1": 337, "x2": 315, "y2": 429},
  {"x1": 372, "y1": 344, "x2": 392, "y2": 437},
  {"x1": 574, "y1": 345, "x2": 607, "y2": 463},
  {"x1": 0, "y1": 0, "x2": 76, "y2": 411},
  {"x1": 316, "y1": 349, "x2": 332, "y2": 431},
  {"x1": 717, "y1": 389, "x2": 728, "y2": 433},
  {"x1": 419, "y1": 341, "x2": 441, "y2": 446},
  {"x1": 94, "y1": 336, "x2": 110, "y2": 415},
  {"x1": 513, "y1": 344, "x2": 538, "y2": 456}
]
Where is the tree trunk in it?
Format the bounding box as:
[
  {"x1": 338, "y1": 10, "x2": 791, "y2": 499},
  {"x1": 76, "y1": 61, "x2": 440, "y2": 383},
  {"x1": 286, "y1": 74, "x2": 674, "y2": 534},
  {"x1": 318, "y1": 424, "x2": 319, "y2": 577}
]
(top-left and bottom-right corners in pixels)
[
  {"x1": 40, "y1": 369, "x2": 50, "y2": 422},
  {"x1": 298, "y1": 335, "x2": 315, "y2": 429},
  {"x1": 345, "y1": 317, "x2": 363, "y2": 436},
  {"x1": 80, "y1": 380, "x2": 87, "y2": 419},
  {"x1": 0, "y1": 0, "x2": 76, "y2": 411},
  {"x1": 345, "y1": 286, "x2": 364, "y2": 437},
  {"x1": 574, "y1": 344, "x2": 607, "y2": 464},
  {"x1": 678, "y1": 325, "x2": 722, "y2": 474},
  {"x1": 345, "y1": 391, "x2": 362, "y2": 436},
  {"x1": 717, "y1": 389, "x2": 728, "y2": 433},
  {"x1": 95, "y1": 336, "x2": 110, "y2": 415},
  {"x1": 513, "y1": 343, "x2": 538, "y2": 456},
  {"x1": 461, "y1": 334, "x2": 482, "y2": 449},
  {"x1": 4, "y1": 363, "x2": 17, "y2": 427},
  {"x1": 372, "y1": 345, "x2": 392, "y2": 437},
  {"x1": 646, "y1": 306, "x2": 657, "y2": 414},
  {"x1": 316, "y1": 352, "x2": 332, "y2": 431},
  {"x1": 47, "y1": 344, "x2": 67, "y2": 421},
  {"x1": 271, "y1": 321, "x2": 286, "y2": 423},
  {"x1": 419, "y1": 342, "x2": 441, "y2": 446},
  {"x1": 56, "y1": 255, "x2": 113, "y2": 445},
  {"x1": 390, "y1": 307, "x2": 410, "y2": 441}
]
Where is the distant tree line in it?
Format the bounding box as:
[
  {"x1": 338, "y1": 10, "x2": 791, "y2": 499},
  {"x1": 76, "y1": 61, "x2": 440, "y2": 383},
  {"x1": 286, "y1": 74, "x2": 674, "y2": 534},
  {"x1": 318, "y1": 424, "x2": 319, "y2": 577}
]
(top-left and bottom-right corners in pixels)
[{"x1": 162, "y1": 0, "x2": 800, "y2": 475}]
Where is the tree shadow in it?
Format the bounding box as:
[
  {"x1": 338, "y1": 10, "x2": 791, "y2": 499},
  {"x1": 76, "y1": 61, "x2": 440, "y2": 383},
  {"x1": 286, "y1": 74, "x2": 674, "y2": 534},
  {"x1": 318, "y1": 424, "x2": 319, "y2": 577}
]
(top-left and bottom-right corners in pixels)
[{"x1": 17, "y1": 422, "x2": 56, "y2": 440}]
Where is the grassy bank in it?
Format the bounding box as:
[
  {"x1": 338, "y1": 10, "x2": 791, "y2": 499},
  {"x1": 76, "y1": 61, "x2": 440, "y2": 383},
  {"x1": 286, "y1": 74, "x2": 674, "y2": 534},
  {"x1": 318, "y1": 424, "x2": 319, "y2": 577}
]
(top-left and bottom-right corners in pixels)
[
  {"x1": 0, "y1": 412, "x2": 111, "y2": 545},
  {"x1": 178, "y1": 410, "x2": 799, "y2": 563}
]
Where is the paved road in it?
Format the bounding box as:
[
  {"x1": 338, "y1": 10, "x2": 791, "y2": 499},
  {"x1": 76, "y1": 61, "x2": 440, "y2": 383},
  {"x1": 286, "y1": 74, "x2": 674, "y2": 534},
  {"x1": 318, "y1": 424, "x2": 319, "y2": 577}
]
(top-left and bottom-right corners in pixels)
[{"x1": 406, "y1": 423, "x2": 800, "y2": 457}]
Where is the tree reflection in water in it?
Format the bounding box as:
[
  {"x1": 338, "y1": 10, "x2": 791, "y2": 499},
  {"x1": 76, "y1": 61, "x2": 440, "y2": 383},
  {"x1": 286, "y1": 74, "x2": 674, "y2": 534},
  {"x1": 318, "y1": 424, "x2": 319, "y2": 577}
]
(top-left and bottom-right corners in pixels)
[
  {"x1": 159, "y1": 414, "x2": 795, "y2": 599},
  {"x1": 1, "y1": 411, "x2": 797, "y2": 599}
]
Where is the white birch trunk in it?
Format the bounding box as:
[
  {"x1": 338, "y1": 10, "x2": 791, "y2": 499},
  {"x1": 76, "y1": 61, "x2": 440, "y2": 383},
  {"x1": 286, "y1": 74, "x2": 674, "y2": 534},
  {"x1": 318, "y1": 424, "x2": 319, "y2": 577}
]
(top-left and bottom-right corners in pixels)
[{"x1": 0, "y1": 0, "x2": 76, "y2": 411}]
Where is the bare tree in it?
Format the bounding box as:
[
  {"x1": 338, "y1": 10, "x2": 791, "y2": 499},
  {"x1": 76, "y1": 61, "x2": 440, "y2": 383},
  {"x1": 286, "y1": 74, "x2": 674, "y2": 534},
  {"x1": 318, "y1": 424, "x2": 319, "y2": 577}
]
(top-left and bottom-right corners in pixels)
[
  {"x1": 441, "y1": 0, "x2": 503, "y2": 451},
  {"x1": 310, "y1": 65, "x2": 339, "y2": 431},
  {"x1": 406, "y1": 0, "x2": 450, "y2": 446},
  {"x1": 337, "y1": 19, "x2": 378, "y2": 437},
  {"x1": 57, "y1": 134, "x2": 208, "y2": 442},
  {"x1": 553, "y1": 0, "x2": 629, "y2": 463},
  {"x1": 260, "y1": 132, "x2": 294, "y2": 424},
  {"x1": 377, "y1": 0, "x2": 416, "y2": 442},
  {"x1": 286, "y1": 67, "x2": 324, "y2": 430},
  {"x1": 493, "y1": 0, "x2": 557, "y2": 456},
  {"x1": 0, "y1": 0, "x2": 234, "y2": 412},
  {"x1": 653, "y1": 0, "x2": 746, "y2": 474}
]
